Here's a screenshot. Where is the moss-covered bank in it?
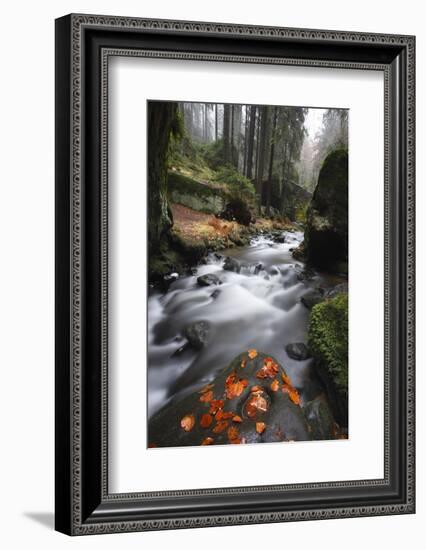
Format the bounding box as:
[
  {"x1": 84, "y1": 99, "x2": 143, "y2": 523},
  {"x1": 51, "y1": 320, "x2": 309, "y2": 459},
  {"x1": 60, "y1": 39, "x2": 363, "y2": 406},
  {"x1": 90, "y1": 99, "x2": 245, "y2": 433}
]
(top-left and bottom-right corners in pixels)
[
  {"x1": 308, "y1": 293, "x2": 348, "y2": 427},
  {"x1": 168, "y1": 171, "x2": 226, "y2": 215}
]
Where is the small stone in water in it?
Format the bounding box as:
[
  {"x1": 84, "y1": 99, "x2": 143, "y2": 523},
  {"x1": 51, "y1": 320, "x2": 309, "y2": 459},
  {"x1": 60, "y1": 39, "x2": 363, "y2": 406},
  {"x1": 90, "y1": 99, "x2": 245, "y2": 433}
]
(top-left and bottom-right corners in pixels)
[{"x1": 285, "y1": 343, "x2": 311, "y2": 361}]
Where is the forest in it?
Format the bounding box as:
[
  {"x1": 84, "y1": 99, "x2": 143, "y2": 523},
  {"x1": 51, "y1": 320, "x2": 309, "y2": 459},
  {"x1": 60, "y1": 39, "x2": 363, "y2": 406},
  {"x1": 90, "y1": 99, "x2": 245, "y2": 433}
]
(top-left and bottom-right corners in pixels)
[{"x1": 147, "y1": 100, "x2": 349, "y2": 448}]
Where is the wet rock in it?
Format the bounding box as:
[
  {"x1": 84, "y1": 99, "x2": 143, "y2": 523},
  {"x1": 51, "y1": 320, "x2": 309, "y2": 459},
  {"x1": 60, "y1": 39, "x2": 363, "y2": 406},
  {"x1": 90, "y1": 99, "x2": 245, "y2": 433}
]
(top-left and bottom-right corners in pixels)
[
  {"x1": 267, "y1": 265, "x2": 281, "y2": 276},
  {"x1": 211, "y1": 289, "x2": 221, "y2": 299},
  {"x1": 171, "y1": 343, "x2": 190, "y2": 357},
  {"x1": 292, "y1": 242, "x2": 306, "y2": 262},
  {"x1": 286, "y1": 343, "x2": 311, "y2": 361},
  {"x1": 223, "y1": 257, "x2": 241, "y2": 273},
  {"x1": 273, "y1": 234, "x2": 286, "y2": 243},
  {"x1": 183, "y1": 321, "x2": 211, "y2": 350},
  {"x1": 303, "y1": 394, "x2": 336, "y2": 440},
  {"x1": 295, "y1": 264, "x2": 316, "y2": 282},
  {"x1": 197, "y1": 273, "x2": 222, "y2": 287},
  {"x1": 304, "y1": 149, "x2": 348, "y2": 271},
  {"x1": 324, "y1": 282, "x2": 348, "y2": 299},
  {"x1": 254, "y1": 263, "x2": 264, "y2": 275},
  {"x1": 148, "y1": 351, "x2": 311, "y2": 447},
  {"x1": 301, "y1": 289, "x2": 324, "y2": 309}
]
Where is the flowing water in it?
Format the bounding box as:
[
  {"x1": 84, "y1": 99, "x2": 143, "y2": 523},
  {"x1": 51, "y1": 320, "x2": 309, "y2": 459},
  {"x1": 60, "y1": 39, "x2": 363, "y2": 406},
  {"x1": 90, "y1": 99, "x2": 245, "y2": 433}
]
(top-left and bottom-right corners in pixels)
[{"x1": 148, "y1": 230, "x2": 338, "y2": 419}]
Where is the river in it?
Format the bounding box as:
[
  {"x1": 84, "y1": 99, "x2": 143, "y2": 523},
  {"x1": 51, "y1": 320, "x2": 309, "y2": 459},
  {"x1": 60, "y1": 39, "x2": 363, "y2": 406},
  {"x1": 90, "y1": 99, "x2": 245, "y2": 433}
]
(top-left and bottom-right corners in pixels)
[{"x1": 147, "y1": 230, "x2": 340, "y2": 419}]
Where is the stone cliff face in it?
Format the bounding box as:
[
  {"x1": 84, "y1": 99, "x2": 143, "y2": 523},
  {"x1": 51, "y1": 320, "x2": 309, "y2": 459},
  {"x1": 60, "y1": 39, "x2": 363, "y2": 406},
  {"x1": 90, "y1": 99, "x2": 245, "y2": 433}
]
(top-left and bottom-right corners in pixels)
[{"x1": 304, "y1": 149, "x2": 348, "y2": 273}]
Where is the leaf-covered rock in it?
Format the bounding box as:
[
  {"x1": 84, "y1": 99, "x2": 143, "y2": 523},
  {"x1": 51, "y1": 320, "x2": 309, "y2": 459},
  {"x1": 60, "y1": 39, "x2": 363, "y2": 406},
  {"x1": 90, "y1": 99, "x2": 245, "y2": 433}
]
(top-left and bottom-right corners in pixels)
[{"x1": 148, "y1": 351, "x2": 311, "y2": 447}]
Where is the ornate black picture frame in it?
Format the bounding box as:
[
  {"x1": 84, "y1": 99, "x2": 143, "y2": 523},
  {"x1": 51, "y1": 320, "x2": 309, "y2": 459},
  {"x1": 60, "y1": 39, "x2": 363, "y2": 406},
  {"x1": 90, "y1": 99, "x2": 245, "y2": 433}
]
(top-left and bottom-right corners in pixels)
[{"x1": 55, "y1": 13, "x2": 415, "y2": 535}]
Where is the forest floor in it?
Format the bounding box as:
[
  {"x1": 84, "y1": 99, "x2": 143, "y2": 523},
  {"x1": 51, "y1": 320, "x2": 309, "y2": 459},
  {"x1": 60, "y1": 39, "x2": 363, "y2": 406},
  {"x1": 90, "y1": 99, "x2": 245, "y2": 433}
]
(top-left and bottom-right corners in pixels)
[{"x1": 170, "y1": 203, "x2": 295, "y2": 251}]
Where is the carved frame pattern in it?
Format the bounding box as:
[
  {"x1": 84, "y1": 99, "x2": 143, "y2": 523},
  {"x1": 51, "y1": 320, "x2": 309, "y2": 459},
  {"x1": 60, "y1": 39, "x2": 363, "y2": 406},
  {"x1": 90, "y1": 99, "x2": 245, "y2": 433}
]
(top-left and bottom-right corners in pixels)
[{"x1": 55, "y1": 13, "x2": 415, "y2": 535}]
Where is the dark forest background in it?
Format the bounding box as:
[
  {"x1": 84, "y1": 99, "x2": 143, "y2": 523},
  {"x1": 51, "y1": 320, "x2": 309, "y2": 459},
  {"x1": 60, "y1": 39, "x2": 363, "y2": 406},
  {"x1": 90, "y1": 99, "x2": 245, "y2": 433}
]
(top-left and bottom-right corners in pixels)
[{"x1": 148, "y1": 101, "x2": 348, "y2": 282}]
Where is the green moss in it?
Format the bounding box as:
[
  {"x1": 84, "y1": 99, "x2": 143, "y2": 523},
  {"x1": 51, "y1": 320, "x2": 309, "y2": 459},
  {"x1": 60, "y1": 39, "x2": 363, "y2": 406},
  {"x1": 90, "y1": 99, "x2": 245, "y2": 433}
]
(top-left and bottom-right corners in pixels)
[
  {"x1": 168, "y1": 172, "x2": 217, "y2": 198},
  {"x1": 308, "y1": 293, "x2": 348, "y2": 395}
]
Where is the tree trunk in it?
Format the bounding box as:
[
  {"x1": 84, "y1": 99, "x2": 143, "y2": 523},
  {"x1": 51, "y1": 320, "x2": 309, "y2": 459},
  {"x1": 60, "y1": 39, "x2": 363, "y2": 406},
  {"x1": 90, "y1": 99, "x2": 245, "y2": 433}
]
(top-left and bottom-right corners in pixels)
[
  {"x1": 246, "y1": 105, "x2": 257, "y2": 179},
  {"x1": 280, "y1": 141, "x2": 289, "y2": 215},
  {"x1": 215, "y1": 104, "x2": 218, "y2": 141},
  {"x1": 254, "y1": 109, "x2": 261, "y2": 181},
  {"x1": 147, "y1": 101, "x2": 178, "y2": 252},
  {"x1": 256, "y1": 105, "x2": 269, "y2": 211},
  {"x1": 266, "y1": 107, "x2": 278, "y2": 215},
  {"x1": 230, "y1": 105, "x2": 234, "y2": 165},
  {"x1": 223, "y1": 103, "x2": 231, "y2": 164},
  {"x1": 204, "y1": 104, "x2": 208, "y2": 141}
]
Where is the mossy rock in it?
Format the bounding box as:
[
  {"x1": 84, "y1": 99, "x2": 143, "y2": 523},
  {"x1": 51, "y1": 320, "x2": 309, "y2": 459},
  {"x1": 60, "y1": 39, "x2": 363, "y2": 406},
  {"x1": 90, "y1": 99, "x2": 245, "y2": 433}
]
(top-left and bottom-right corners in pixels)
[
  {"x1": 305, "y1": 149, "x2": 348, "y2": 271},
  {"x1": 168, "y1": 171, "x2": 225, "y2": 214},
  {"x1": 148, "y1": 351, "x2": 311, "y2": 448},
  {"x1": 220, "y1": 198, "x2": 253, "y2": 226},
  {"x1": 308, "y1": 293, "x2": 348, "y2": 427},
  {"x1": 169, "y1": 230, "x2": 207, "y2": 263},
  {"x1": 148, "y1": 240, "x2": 186, "y2": 285}
]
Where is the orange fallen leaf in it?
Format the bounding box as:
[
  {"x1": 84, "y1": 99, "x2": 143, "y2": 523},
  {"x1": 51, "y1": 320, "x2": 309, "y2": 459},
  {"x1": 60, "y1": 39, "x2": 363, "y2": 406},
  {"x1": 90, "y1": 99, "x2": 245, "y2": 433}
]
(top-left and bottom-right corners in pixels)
[
  {"x1": 201, "y1": 437, "x2": 214, "y2": 445},
  {"x1": 248, "y1": 349, "x2": 258, "y2": 359},
  {"x1": 225, "y1": 373, "x2": 237, "y2": 385},
  {"x1": 282, "y1": 384, "x2": 300, "y2": 405},
  {"x1": 250, "y1": 385, "x2": 263, "y2": 393},
  {"x1": 288, "y1": 388, "x2": 300, "y2": 406},
  {"x1": 200, "y1": 413, "x2": 213, "y2": 428},
  {"x1": 227, "y1": 425, "x2": 240, "y2": 443},
  {"x1": 245, "y1": 392, "x2": 269, "y2": 419},
  {"x1": 232, "y1": 415, "x2": 243, "y2": 423},
  {"x1": 215, "y1": 409, "x2": 233, "y2": 421},
  {"x1": 199, "y1": 390, "x2": 214, "y2": 403},
  {"x1": 199, "y1": 383, "x2": 214, "y2": 394},
  {"x1": 200, "y1": 390, "x2": 213, "y2": 403},
  {"x1": 270, "y1": 379, "x2": 279, "y2": 392},
  {"x1": 225, "y1": 378, "x2": 248, "y2": 399},
  {"x1": 213, "y1": 420, "x2": 229, "y2": 433},
  {"x1": 209, "y1": 399, "x2": 225, "y2": 414},
  {"x1": 256, "y1": 357, "x2": 279, "y2": 379},
  {"x1": 256, "y1": 422, "x2": 266, "y2": 434},
  {"x1": 180, "y1": 414, "x2": 195, "y2": 432},
  {"x1": 281, "y1": 371, "x2": 292, "y2": 386}
]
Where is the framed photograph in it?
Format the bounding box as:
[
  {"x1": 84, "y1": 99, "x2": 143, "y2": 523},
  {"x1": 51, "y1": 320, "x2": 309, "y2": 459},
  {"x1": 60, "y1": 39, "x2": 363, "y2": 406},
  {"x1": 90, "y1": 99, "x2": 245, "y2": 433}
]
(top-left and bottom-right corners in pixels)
[{"x1": 55, "y1": 14, "x2": 415, "y2": 535}]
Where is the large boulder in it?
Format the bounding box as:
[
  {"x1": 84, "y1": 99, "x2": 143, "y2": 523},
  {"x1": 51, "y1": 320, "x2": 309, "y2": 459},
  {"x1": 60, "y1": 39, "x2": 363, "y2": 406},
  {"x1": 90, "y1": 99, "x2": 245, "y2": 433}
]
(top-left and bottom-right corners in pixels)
[
  {"x1": 220, "y1": 198, "x2": 252, "y2": 226},
  {"x1": 148, "y1": 351, "x2": 311, "y2": 447},
  {"x1": 168, "y1": 171, "x2": 226, "y2": 215},
  {"x1": 305, "y1": 149, "x2": 348, "y2": 271}
]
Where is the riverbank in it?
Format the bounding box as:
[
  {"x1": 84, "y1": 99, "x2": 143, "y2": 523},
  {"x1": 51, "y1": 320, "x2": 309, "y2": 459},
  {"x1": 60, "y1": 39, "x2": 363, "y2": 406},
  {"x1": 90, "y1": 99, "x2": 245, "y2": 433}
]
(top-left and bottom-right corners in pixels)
[{"x1": 149, "y1": 202, "x2": 299, "y2": 286}]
